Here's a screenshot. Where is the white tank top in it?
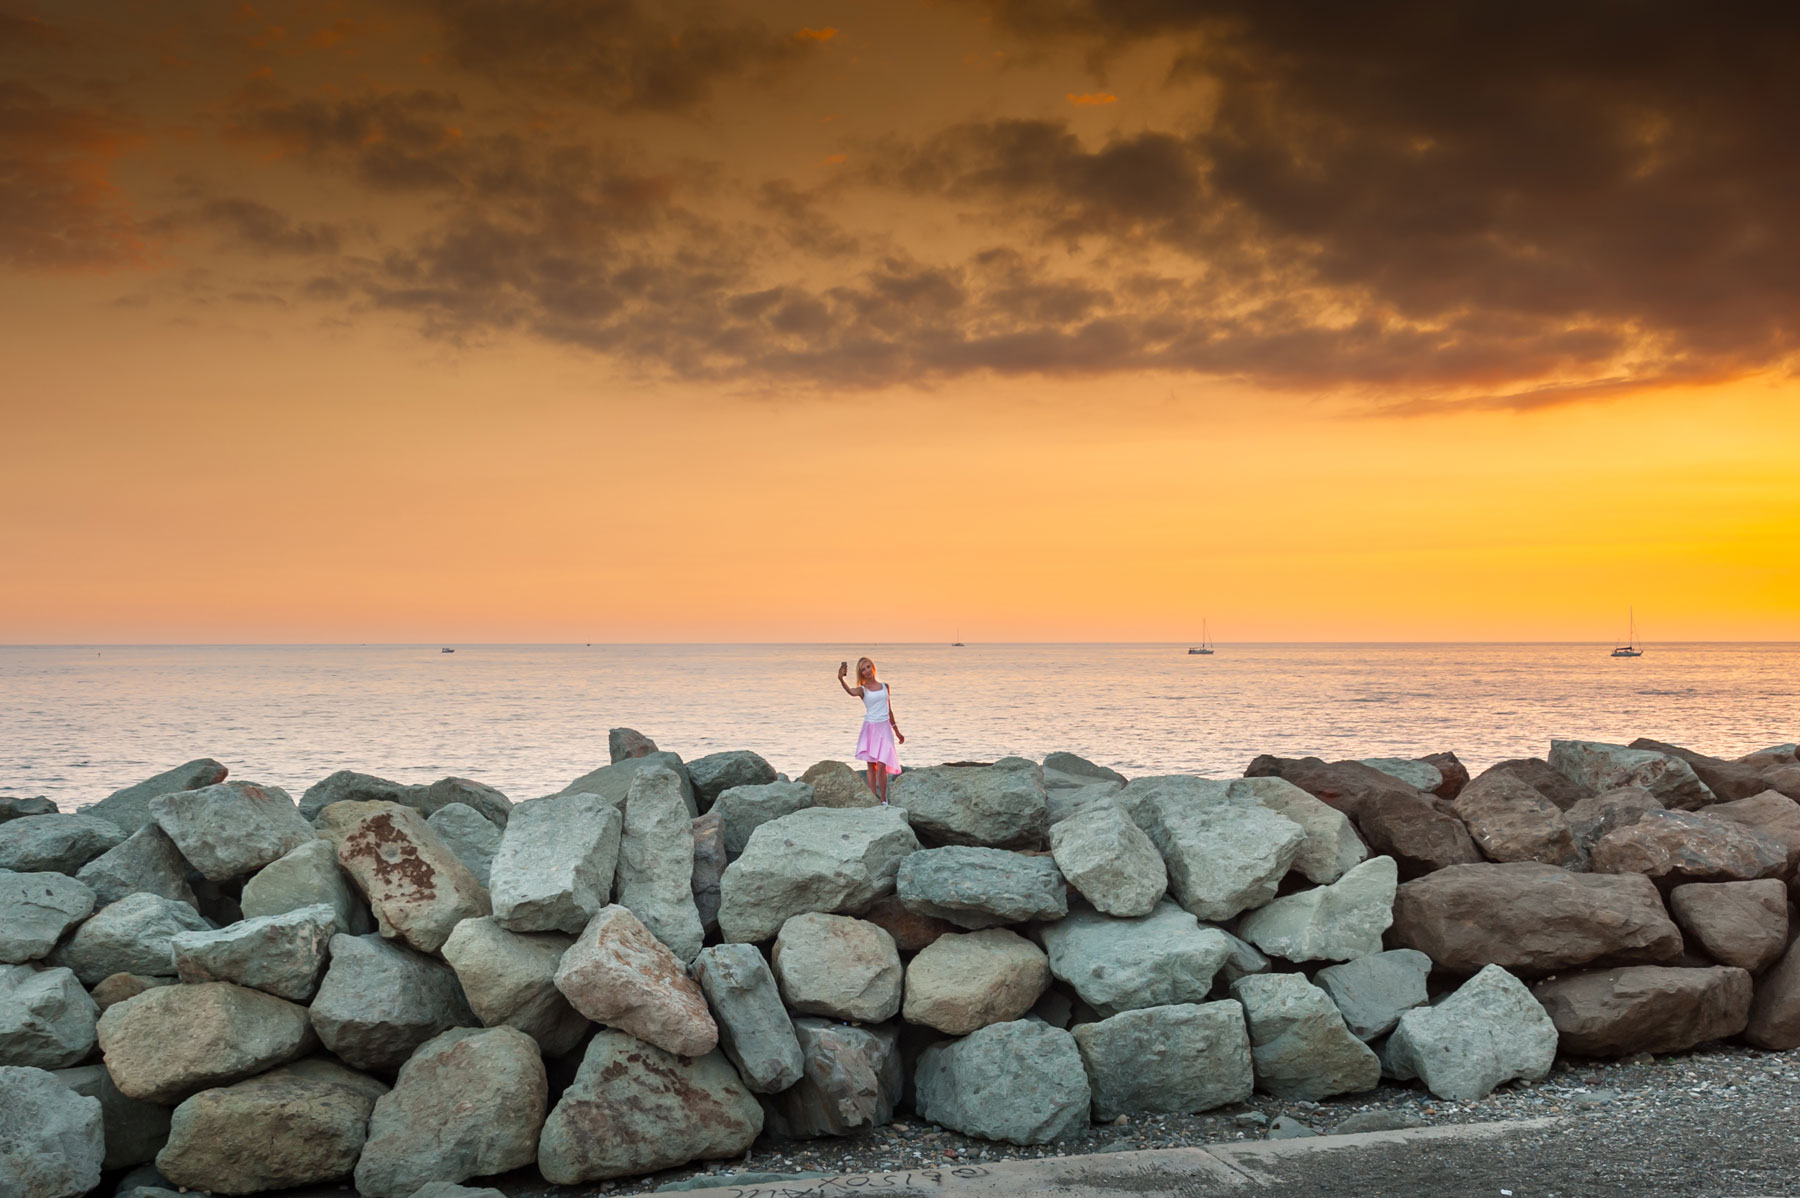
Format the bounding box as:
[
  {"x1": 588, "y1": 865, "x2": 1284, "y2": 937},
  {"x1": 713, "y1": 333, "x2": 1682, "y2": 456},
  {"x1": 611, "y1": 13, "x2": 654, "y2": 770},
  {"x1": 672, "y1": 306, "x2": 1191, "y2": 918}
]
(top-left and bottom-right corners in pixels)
[{"x1": 862, "y1": 684, "x2": 890, "y2": 723}]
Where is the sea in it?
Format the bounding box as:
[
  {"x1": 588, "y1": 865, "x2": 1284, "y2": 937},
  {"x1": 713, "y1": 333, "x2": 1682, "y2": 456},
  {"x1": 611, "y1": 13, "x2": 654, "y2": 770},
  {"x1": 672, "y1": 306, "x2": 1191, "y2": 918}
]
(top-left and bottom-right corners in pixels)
[{"x1": 2, "y1": 642, "x2": 1795, "y2": 808}]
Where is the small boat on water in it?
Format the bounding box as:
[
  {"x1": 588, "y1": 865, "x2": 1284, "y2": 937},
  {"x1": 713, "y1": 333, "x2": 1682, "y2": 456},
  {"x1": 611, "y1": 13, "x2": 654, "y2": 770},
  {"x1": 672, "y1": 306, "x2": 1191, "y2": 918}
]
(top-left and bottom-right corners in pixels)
[
  {"x1": 952, "y1": 629, "x2": 965, "y2": 647},
  {"x1": 441, "y1": 647, "x2": 455, "y2": 654},
  {"x1": 1188, "y1": 619, "x2": 1216, "y2": 655},
  {"x1": 1611, "y1": 608, "x2": 1644, "y2": 657}
]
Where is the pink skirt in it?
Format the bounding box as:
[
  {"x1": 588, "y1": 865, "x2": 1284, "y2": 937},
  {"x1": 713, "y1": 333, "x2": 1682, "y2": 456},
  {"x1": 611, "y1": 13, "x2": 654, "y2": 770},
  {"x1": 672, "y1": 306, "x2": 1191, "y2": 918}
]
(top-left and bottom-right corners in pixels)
[{"x1": 855, "y1": 720, "x2": 902, "y2": 774}]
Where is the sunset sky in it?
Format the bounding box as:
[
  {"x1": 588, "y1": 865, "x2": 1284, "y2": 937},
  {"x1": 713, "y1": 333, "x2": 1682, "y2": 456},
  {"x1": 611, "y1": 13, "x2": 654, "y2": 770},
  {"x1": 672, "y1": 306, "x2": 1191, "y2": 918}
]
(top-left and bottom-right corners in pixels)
[{"x1": 3, "y1": 1, "x2": 1797, "y2": 643}]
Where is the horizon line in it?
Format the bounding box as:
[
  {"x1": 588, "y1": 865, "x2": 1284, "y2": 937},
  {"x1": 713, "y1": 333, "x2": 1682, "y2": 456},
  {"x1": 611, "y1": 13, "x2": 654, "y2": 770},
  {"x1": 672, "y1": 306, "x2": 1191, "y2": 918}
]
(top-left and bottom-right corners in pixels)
[{"x1": 3, "y1": 640, "x2": 1797, "y2": 649}]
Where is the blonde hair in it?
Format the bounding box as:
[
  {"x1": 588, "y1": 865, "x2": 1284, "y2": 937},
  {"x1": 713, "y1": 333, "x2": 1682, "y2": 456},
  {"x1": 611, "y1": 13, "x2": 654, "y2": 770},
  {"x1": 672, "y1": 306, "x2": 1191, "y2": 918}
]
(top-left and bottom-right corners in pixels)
[{"x1": 857, "y1": 656, "x2": 876, "y2": 683}]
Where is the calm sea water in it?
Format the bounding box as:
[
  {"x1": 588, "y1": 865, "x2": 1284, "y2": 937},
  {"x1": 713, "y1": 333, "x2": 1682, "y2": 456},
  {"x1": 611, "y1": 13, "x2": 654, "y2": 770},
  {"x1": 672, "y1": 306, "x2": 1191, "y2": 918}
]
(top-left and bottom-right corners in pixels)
[{"x1": 1, "y1": 643, "x2": 1795, "y2": 807}]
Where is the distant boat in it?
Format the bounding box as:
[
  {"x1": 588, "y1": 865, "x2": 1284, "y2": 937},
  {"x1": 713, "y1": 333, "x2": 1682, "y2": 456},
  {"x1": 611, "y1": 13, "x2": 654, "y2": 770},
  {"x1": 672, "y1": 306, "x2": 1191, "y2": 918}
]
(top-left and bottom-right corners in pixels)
[
  {"x1": 1188, "y1": 619, "x2": 1216, "y2": 655},
  {"x1": 1611, "y1": 608, "x2": 1644, "y2": 657},
  {"x1": 441, "y1": 647, "x2": 455, "y2": 654},
  {"x1": 952, "y1": 629, "x2": 965, "y2": 647}
]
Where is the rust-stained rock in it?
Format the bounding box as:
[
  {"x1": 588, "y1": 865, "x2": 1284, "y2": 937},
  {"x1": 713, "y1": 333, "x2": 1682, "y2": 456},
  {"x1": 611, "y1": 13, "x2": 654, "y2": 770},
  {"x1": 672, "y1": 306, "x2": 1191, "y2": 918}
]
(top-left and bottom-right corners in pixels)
[
  {"x1": 860, "y1": 894, "x2": 954, "y2": 952},
  {"x1": 327, "y1": 802, "x2": 488, "y2": 954},
  {"x1": 553, "y1": 905, "x2": 716, "y2": 1057}
]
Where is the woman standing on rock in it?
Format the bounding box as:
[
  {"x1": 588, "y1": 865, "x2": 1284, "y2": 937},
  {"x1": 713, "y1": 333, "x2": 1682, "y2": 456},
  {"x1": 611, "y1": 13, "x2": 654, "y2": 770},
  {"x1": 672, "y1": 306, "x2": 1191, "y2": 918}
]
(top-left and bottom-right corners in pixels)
[{"x1": 838, "y1": 656, "x2": 904, "y2": 804}]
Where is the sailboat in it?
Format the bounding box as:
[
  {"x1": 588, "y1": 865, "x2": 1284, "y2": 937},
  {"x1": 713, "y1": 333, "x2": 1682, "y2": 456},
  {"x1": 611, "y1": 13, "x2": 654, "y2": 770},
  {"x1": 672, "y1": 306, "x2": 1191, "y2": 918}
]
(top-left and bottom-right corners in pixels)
[
  {"x1": 952, "y1": 629, "x2": 965, "y2": 647},
  {"x1": 1188, "y1": 620, "x2": 1215, "y2": 655},
  {"x1": 1611, "y1": 608, "x2": 1644, "y2": 657}
]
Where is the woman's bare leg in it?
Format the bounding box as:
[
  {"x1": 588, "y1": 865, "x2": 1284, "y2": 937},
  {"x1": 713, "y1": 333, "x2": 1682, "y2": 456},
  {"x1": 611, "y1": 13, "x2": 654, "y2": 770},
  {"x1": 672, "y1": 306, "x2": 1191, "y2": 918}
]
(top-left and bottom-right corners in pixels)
[
  {"x1": 865, "y1": 764, "x2": 878, "y2": 794},
  {"x1": 874, "y1": 763, "x2": 889, "y2": 804}
]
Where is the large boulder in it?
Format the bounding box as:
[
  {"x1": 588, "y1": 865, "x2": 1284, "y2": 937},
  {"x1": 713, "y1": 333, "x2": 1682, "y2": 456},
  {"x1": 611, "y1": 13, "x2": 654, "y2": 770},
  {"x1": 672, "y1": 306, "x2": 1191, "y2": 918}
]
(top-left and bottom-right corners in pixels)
[
  {"x1": 536, "y1": 1029, "x2": 761, "y2": 1183},
  {"x1": 1531, "y1": 965, "x2": 1753, "y2": 1056},
  {"x1": 1235, "y1": 855, "x2": 1397, "y2": 963},
  {"x1": 609, "y1": 727, "x2": 658, "y2": 762},
  {"x1": 1117, "y1": 778, "x2": 1305, "y2": 920},
  {"x1": 1746, "y1": 938, "x2": 1800, "y2": 1049},
  {"x1": 914, "y1": 1020, "x2": 1090, "y2": 1145},
  {"x1": 84, "y1": 760, "x2": 229, "y2": 834},
  {"x1": 1230, "y1": 973, "x2": 1380, "y2": 1100},
  {"x1": 717, "y1": 806, "x2": 919, "y2": 943},
  {"x1": 51, "y1": 1063, "x2": 170, "y2": 1169},
  {"x1": 688, "y1": 750, "x2": 779, "y2": 811},
  {"x1": 760, "y1": 1019, "x2": 901, "y2": 1138},
  {"x1": 155, "y1": 1059, "x2": 386, "y2": 1194},
  {"x1": 488, "y1": 792, "x2": 618, "y2": 936},
  {"x1": 896, "y1": 846, "x2": 1067, "y2": 928},
  {"x1": 1352, "y1": 792, "x2": 1483, "y2": 879},
  {"x1": 1043, "y1": 752, "x2": 1127, "y2": 785},
  {"x1": 556, "y1": 752, "x2": 697, "y2": 817},
  {"x1": 1048, "y1": 800, "x2": 1166, "y2": 916},
  {"x1": 86, "y1": 973, "x2": 173, "y2": 1012},
  {"x1": 49, "y1": 892, "x2": 210, "y2": 985},
  {"x1": 0, "y1": 1065, "x2": 104, "y2": 1198},
  {"x1": 1072, "y1": 1001, "x2": 1252, "y2": 1120},
  {"x1": 901, "y1": 928, "x2": 1049, "y2": 1034},
  {"x1": 425, "y1": 804, "x2": 500, "y2": 886},
  {"x1": 1668, "y1": 880, "x2": 1789, "y2": 973},
  {"x1": 354, "y1": 1027, "x2": 546, "y2": 1198},
  {"x1": 74, "y1": 826, "x2": 197, "y2": 908},
  {"x1": 1388, "y1": 862, "x2": 1684, "y2": 975},
  {"x1": 440, "y1": 917, "x2": 586, "y2": 1057},
  {"x1": 1421, "y1": 751, "x2": 1472, "y2": 798},
  {"x1": 149, "y1": 783, "x2": 314, "y2": 882},
  {"x1": 414, "y1": 778, "x2": 513, "y2": 827},
  {"x1": 1590, "y1": 809, "x2": 1787, "y2": 884},
  {"x1": 553, "y1": 904, "x2": 717, "y2": 1057},
  {"x1": 1630, "y1": 738, "x2": 1773, "y2": 802},
  {"x1": 772, "y1": 913, "x2": 903, "y2": 1023},
  {"x1": 690, "y1": 944, "x2": 804, "y2": 1093},
  {"x1": 716, "y1": 781, "x2": 816, "y2": 855},
  {"x1": 171, "y1": 904, "x2": 337, "y2": 1001},
  {"x1": 240, "y1": 838, "x2": 371, "y2": 934},
  {"x1": 328, "y1": 802, "x2": 489, "y2": 953},
  {"x1": 1477, "y1": 758, "x2": 1594, "y2": 811},
  {"x1": 1040, "y1": 899, "x2": 1231, "y2": 1015},
  {"x1": 0, "y1": 965, "x2": 97, "y2": 1069},
  {"x1": 1702, "y1": 790, "x2": 1800, "y2": 875},
  {"x1": 1359, "y1": 758, "x2": 1444, "y2": 793},
  {"x1": 1549, "y1": 739, "x2": 1715, "y2": 810},
  {"x1": 1228, "y1": 777, "x2": 1368, "y2": 884},
  {"x1": 299, "y1": 771, "x2": 415, "y2": 821},
  {"x1": 890, "y1": 758, "x2": 1049, "y2": 849},
  {"x1": 1314, "y1": 948, "x2": 1433, "y2": 1040},
  {"x1": 798, "y1": 759, "x2": 875, "y2": 809},
  {"x1": 96, "y1": 983, "x2": 315, "y2": 1103},
  {"x1": 0, "y1": 796, "x2": 57, "y2": 822},
  {"x1": 0, "y1": 814, "x2": 126, "y2": 875},
  {"x1": 1450, "y1": 769, "x2": 1583, "y2": 867},
  {"x1": 1385, "y1": 965, "x2": 1556, "y2": 1100},
  {"x1": 1565, "y1": 787, "x2": 1663, "y2": 854},
  {"x1": 691, "y1": 810, "x2": 726, "y2": 937},
  {"x1": 861, "y1": 893, "x2": 954, "y2": 952},
  {"x1": 1764, "y1": 765, "x2": 1800, "y2": 802},
  {"x1": 309, "y1": 934, "x2": 477, "y2": 1072},
  {"x1": 0, "y1": 871, "x2": 95, "y2": 963},
  {"x1": 615, "y1": 767, "x2": 705, "y2": 961},
  {"x1": 1241, "y1": 755, "x2": 1425, "y2": 816},
  {"x1": 1046, "y1": 780, "x2": 1127, "y2": 827}
]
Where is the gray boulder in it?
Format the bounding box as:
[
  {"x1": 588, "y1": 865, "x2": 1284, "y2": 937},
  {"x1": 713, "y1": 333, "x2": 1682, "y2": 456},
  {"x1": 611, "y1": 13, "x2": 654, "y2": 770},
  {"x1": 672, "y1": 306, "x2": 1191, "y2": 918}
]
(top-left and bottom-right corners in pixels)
[
  {"x1": 1314, "y1": 948, "x2": 1433, "y2": 1040},
  {"x1": 0, "y1": 814, "x2": 126, "y2": 875},
  {"x1": 0, "y1": 796, "x2": 58, "y2": 822},
  {"x1": 1041, "y1": 900, "x2": 1232, "y2": 1015},
  {"x1": 50, "y1": 893, "x2": 210, "y2": 984},
  {"x1": 415, "y1": 778, "x2": 512, "y2": 827},
  {"x1": 426, "y1": 804, "x2": 501, "y2": 886},
  {"x1": 1230, "y1": 972, "x2": 1381, "y2": 1100},
  {"x1": 801, "y1": 759, "x2": 879, "y2": 809},
  {"x1": 1549, "y1": 739, "x2": 1715, "y2": 810},
  {"x1": 1042, "y1": 752, "x2": 1127, "y2": 785},
  {"x1": 310, "y1": 934, "x2": 476, "y2": 1072},
  {"x1": 83, "y1": 760, "x2": 228, "y2": 833},
  {"x1": 1048, "y1": 800, "x2": 1166, "y2": 916},
  {"x1": 241, "y1": 837, "x2": 372, "y2": 934},
  {"x1": 0, "y1": 965, "x2": 97, "y2": 1069},
  {"x1": 717, "y1": 780, "x2": 816, "y2": 855},
  {"x1": 556, "y1": 752, "x2": 697, "y2": 817},
  {"x1": 489, "y1": 793, "x2": 619, "y2": 935},
  {"x1": 688, "y1": 750, "x2": 779, "y2": 811},
  {"x1": 354, "y1": 1027, "x2": 546, "y2": 1198},
  {"x1": 1565, "y1": 786, "x2": 1664, "y2": 853},
  {"x1": 1216, "y1": 926, "x2": 1272, "y2": 984},
  {"x1": 440, "y1": 917, "x2": 586, "y2": 1057},
  {"x1": 325, "y1": 802, "x2": 490, "y2": 953},
  {"x1": 51, "y1": 1063, "x2": 170, "y2": 1169},
  {"x1": 171, "y1": 904, "x2": 338, "y2": 1001},
  {"x1": 1359, "y1": 758, "x2": 1443, "y2": 793},
  {"x1": 717, "y1": 806, "x2": 920, "y2": 943},
  {"x1": 300, "y1": 771, "x2": 415, "y2": 821},
  {"x1": 896, "y1": 846, "x2": 1067, "y2": 929},
  {"x1": 1073, "y1": 1001, "x2": 1252, "y2": 1120},
  {"x1": 1385, "y1": 965, "x2": 1557, "y2": 1099},
  {"x1": 771, "y1": 913, "x2": 903, "y2": 1023},
  {"x1": 0, "y1": 1065, "x2": 104, "y2": 1198},
  {"x1": 690, "y1": 944, "x2": 804, "y2": 1093},
  {"x1": 536, "y1": 1029, "x2": 761, "y2": 1183},
  {"x1": 1450, "y1": 769, "x2": 1584, "y2": 867},
  {"x1": 914, "y1": 1020, "x2": 1090, "y2": 1145},
  {"x1": 1045, "y1": 780, "x2": 1127, "y2": 827},
  {"x1": 691, "y1": 809, "x2": 726, "y2": 937},
  {"x1": 609, "y1": 727, "x2": 658, "y2": 762},
  {"x1": 1119, "y1": 778, "x2": 1306, "y2": 921},
  {"x1": 890, "y1": 758, "x2": 1049, "y2": 849},
  {"x1": 0, "y1": 871, "x2": 95, "y2": 963},
  {"x1": 554, "y1": 905, "x2": 717, "y2": 1057},
  {"x1": 1228, "y1": 777, "x2": 1368, "y2": 884},
  {"x1": 74, "y1": 825, "x2": 197, "y2": 908},
  {"x1": 1235, "y1": 855, "x2": 1398, "y2": 963},
  {"x1": 149, "y1": 783, "x2": 314, "y2": 882},
  {"x1": 615, "y1": 767, "x2": 705, "y2": 961},
  {"x1": 902, "y1": 928, "x2": 1049, "y2": 1035},
  {"x1": 96, "y1": 982, "x2": 316, "y2": 1103},
  {"x1": 760, "y1": 1019, "x2": 901, "y2": 1139}
]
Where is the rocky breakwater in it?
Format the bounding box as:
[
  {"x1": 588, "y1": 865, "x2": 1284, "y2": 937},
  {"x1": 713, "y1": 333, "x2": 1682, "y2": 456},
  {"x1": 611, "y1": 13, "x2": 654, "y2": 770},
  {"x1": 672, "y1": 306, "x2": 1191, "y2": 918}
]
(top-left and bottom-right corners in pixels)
[{"x1": 4, "y1": 731, "x2": 1800, "y2": 1197}]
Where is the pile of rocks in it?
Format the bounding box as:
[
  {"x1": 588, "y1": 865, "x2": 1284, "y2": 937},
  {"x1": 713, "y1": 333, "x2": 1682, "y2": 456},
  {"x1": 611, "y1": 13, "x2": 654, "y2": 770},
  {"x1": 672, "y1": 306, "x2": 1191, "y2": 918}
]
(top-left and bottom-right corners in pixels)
[{"x1": 3, "y1": 732, "x2": 1798, "y2": 1198}]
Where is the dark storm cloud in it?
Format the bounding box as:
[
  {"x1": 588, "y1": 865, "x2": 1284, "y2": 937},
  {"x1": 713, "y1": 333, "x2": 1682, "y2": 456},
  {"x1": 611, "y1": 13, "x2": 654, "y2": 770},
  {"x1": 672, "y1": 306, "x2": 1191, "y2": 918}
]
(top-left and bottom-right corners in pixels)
[
  {"x1": 184, "y1": 198, "x2": 344, "y2": 256},
  {"x1": 0, "y1": 80, "x2": 142, "y2": 269}
]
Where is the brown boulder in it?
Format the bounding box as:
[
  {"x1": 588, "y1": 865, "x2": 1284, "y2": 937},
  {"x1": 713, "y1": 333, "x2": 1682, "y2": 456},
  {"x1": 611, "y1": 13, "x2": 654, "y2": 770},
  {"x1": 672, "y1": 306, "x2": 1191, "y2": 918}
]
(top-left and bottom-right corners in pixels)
[
  {"x1": 1702, "y1": 791, "x2": 1800, "y2": 876},
  {"x1": 1590, "y1": 810, "x2": 1787, "y2": 886},
  {"x1": 1420, "y1": 752, "x2": 1471, "y2": 799},
  {"x1": 1242, "y1": 756, "x2": 1424, "y2": 817},
  {"x1": 860, "y1": 894, "x2": 954, "y2": 953},
  {"x1": 1745, "y1": 938, "x2": 1800, "y2": 1049},
  {"x1": 1353, "y1": 792, "x2": 1482, "y2": 879},
  {"x1": 1388, "y1": 863, "x2": 1682, "y2": 976},
  {"x1": 1450, "y1": 770, "x2": 1582, "y2": 867},
  {"x1": 1478, "y1": 759, "x2": 1594, "y2": 811},
  {"x1": 1530, "y1": 965, "x2": 1752, "y2": 1056},
  {"x1": 1629, "y1": 739, "x2": 1775, "y2": 803},
  {"x1": 1668, "y1": 880, "x2": 1788, "y2": 973},
  {"x1": 1565, "y1": 788, "x2": 1663, "y2": 854},
  {"x1": 1760, "y1": 765, "x2": 1800, "y2": 802},
  {"x1": 1738, "y1": 745, "x2": 1799, "y2": 769},
  {"x1": 553, "y1": 905, "x2": 717, "y2": 1057}
]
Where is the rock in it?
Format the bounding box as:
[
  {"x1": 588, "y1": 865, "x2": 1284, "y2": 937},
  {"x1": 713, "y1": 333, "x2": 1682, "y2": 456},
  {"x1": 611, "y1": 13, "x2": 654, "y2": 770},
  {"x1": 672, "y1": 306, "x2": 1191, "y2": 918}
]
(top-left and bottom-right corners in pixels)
[
  {"x1": 1740, "y1": 743, "x2": 1800, "y2": 768},
  {"x1": 49, "y1": 893, "x2": 210, "y2": 985},
  {"x1": 616, "y1": 767, "x2": 705, "y2": 961},
  {"x1": 1040, "y1": 899, "x2": 1232, "y2": 1015},
  {"x1": 1763, "y1": 765, "x2": 1800, "y2": 803},
  {"x1": 52, "y1": 1063, "x2": 171, "y2": 1169},
  {"x1": 87, "y1": 973, "x2": 173, "y2": 1012},
  {"x1": 556, "y1": 752, "x2": 697, "y2": 817},
  {"x1": 691, "y1": 810, "x2": 726, "y2": 937},
  {"x1": 1216, "y1": 927, "x2": 1272, "y2": 983},
  {"x1": 1352, "y1": 791, "x2": 1483, "y2": 879},
  {"x1": 1072, "y1": 1001, "x2": 1251, "y2": 1120},
  {"x1": 759, "y1": 1019, "x2": 901, "y2": 1138},
  {"x1": 554, "y1": 905, "x2": 716, "y2": 1056},
  {"x1": 890, "y1": 758, "x2": 1049, "y2": 849},
  {"x1": 1565, "y1": 786, "x2": 1664, "y2": 853},
  {"x1": 309, "y1": 934, "x2": 477, "y2": 1072},
  {"x1": 1386, "y1": 965, "x2": 1558, "y2": 1099},
  {"x1": 440, "y1": 917, "x2": 586, "y2": 1057},
  {"x1": 1630, "y1": 738, "x2": 1774, "y2": 802},
  {"x1": 1549, "y1": 739, "x2": 1715, "y2": 810},
  {"x1": 1267, "y1": 1115, "x2": 1317, "y2": 1139},
  {"x1": 717, "y1": 781, "x2": 816, "y2": 855},
  {"x1": 1042, "y1": 752, "x2": 1127, "y2": 785},
  {"x1": 609, "y1": 727, "x2": 658, "y2": 762},
  {"x1": 73, "y1": 826, "x2": 197, "y2": 909},
  {"x1": 717, "y1": 806, "x2": 919, "y2": 943},
  {"x1": 147, "y1": 782, "x2": 314, "y2": 883},
  {"x1": 96, "y1": 982, "x2": 315, "y2": 1103},
  {"x1": 798, "y1": 759, "x2": 874, "y2": 809},
  {"x1": 1479, "y1": 758, "x2": 1595, "y2": 811},
  {"x1": 1420, "y1": 751, "x2": 1472, "y2": 798},
  {"x1": 0, "y1": 1065, "x2": 104, "y2": 1198},
  {"x1": 170, "y1": 904, "x2": 338, "y2": 1001},
  {"x1": 1045, "y1": 780, "x2": 1127, "y2": 827},
  {"x1": 688, "y1": 750, "x2": 779, "y2": 811},
  {"x1": 354, "y1": 1027, "x2": 546, "y2": 1198},
  {"x1": 0, "y1": 965, "x2": 97, "y2": 1069},
  {"x1": 155, "y1": 1059, "x2": 387, "y2": 1193},
  {"x1": 489, "y1": 792, "x2": 618, "y2": 936},
  {"x1": 84, "y1": 760, "x2": 229, "y2": 834},
  {"x1": 1242, "y1": 755, "x2": 1427, "y2": 816},
  {"x1": 240, "y1": 838, "x2": 369, "y2": 934},
  {"x1": 0, "y1": 814, "x2": 126, "y2": 875},
  {"x1": 914, "y1": 1020, "x2": 1090, "y2": 1145},
  {"x1": 1389, "y1": 863, "x2": 1683, "y2": 975},
  {"x1": 1591, "y1": 809, "x2": 1786, "y2": 884},
  {"x1": 896, "y1": 846, "x2": 1068, "y2": 928},
  {"x1": 1228, "y1": 777, "x2": 1368, "y2": 884},
  {"x1": 300, "y1": 771, "x2": 416, "y2": 821},
  {"x1": 1668, "y1": 880, "x2": 1789, "y2": 972},
  {"x1": 902, "y1": 928, "x2": 1049, "y2": 1034},
  {"x1": 0, "y1": 796, "x2": 58, "y2": 822},
  {"x1": 1048, "y1": 800, "x2": 1166, "y2": 916},
  {"x1": 426, "y1": 804, "x2": 501, "y2": 885},
  {"x1": 1450, "y1": 769, "x2": 1584, "y2": 867},
  {"x1": 1119, "y1": 778, "x2": 1305, "y2": 920},
  {"x1": 860, "y1": 894, "x2": 954, "y2": 952},
  {"x1": 1313, "y1": 948, "x2": 1433, "y2": 1040},
  {"x1": 536, "y1": 1029, "x2": 760, "y2": 1183},
  {"x1": 690, "y1": 944, "x2": 804, "y2": 1093},
  {"x1": 415, "y1": 778, "x2": 512, "y2": 827},
  {"x1": 772, "y1": 912, "x2": 903, "y2": 1022},
  {"x1": 0, "y1": 871, "x2": 95, "y2": 962},
  {"x1": 1359, "y1": 758, "x2": 1443, "y2": 793},
  {"x1": 1236, "y1": 855, "x2": 1396, "y2": 963},
  {"x1": 330, "y1": 802, "x2": 490, "y2": 953},
  {"x1": 1702, "y1": 790, "x2": 1800, "y2": 874},
  {"x1": 1230, "y1": 973, "x2": 1380, "y2": 1100},
  {"x1": 1531, "y1": 965, "x2": 1753, "y2": 1055},
  {"x1": 1745, "y1": 937, "x2": 1800, "y2": 1049}
]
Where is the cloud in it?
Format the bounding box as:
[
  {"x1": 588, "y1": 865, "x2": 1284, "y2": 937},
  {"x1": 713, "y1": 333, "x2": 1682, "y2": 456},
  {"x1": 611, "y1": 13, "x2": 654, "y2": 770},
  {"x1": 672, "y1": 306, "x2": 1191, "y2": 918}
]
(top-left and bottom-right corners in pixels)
[
  {"x1": 0, "y1": 80, "x2": 145, "y2": 270},
  {"x1": 1066, "y1": 92, "x2": 1116, "y2": 105}
]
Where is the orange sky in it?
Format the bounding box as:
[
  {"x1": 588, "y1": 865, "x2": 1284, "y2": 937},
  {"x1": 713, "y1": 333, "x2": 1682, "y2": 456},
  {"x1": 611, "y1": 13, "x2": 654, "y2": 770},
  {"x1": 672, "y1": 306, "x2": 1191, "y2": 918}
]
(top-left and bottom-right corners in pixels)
[{"x1": 2, "y1": 1, "x2": 1798, "y2": 643}]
